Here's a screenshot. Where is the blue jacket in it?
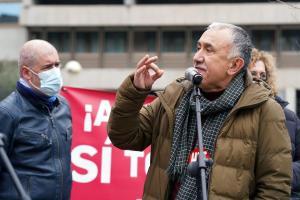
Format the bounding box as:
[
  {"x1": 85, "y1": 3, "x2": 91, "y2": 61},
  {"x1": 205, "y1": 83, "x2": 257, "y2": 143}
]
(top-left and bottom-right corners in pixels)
[
  {"x1": 276, "y1": 96, "x2": 300, "y2": 198},
  {"x1": 0, "y1": 83, "x2": 72, "y2": 200}
]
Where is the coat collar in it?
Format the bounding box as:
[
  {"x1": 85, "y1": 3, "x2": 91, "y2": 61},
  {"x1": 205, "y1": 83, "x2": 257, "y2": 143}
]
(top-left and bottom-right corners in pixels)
[
  {"x1": 16, "y1": 80, "x2": 60, "y2": 113},
  {"x1": 232, "y1": 71, "x2": 272, "y2": 112},
  {"x1": 157, "y1": 70, "x2": 272, "y2": 114}
]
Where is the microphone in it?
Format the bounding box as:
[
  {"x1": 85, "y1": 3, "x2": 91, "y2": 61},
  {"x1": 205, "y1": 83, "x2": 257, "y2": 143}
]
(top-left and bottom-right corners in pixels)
[{"x1": 185, "y1": 67, "x2": 203, "y2": 85}]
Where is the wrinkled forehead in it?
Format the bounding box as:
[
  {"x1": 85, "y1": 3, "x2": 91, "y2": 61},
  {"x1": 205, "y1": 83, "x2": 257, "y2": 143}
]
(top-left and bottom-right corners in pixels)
[
  {"x1": 198, "y1": 28, "x2": 233, "y2": 49},
  {"x1": 35, "y1": 50, "x2": 59, "y2": 68}
]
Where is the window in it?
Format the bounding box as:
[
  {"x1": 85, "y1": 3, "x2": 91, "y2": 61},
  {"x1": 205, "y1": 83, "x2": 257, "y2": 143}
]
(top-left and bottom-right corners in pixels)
[
  {"x1": 162, "y1": 31, "x2": 185, "y2": 52},
  {"x1": 280, "y1": 30, "x2": 300, "y2": 51},
  {"x1": 0, "y1": 3, "x2": 21, "y2": 23},
  {"x1": 30, "y1": 32, "x2": 43, "y2": 40},
  {"x1": 47, "y1": 32, "x2": 71, "y2": 52},
  {"x1": 134, "y1": 31, "x2": 156, "y2": 52},
  {"x1": 192, "y1": 31, "x2": 204, "y2": 52},
  {"x1": 251, "y1": 30, "x2": 275, "y2": 51},
  {"x1": 76, "y1": 32, "x2": 99, "y2": 53},
  {"x1": 104, "y1": 32, "x2": 127, "y2": 53}
]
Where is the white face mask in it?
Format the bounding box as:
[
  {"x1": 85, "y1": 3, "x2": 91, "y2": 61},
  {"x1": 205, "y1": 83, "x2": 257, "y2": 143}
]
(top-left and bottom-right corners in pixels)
[{"x1": 27, "y1": 67, "x2": 63, "y2": 96}]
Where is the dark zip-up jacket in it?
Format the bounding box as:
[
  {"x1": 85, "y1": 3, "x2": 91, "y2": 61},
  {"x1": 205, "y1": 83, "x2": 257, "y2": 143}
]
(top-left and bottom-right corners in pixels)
[
  {"x1": 275, "y1": 96, "x2": 300, "y2": 198},
  {"x1": 0, "y1": 86, "x2": 72, "y2": 200}
]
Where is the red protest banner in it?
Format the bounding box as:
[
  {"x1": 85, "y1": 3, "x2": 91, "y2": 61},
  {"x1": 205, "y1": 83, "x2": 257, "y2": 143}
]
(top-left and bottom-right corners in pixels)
[{"x1": 61, "y1": 86, "x2": 155, "y2": 200}]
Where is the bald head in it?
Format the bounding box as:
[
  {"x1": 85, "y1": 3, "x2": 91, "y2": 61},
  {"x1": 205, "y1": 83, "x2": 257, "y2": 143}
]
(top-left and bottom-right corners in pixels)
[{"x1": 18, "y1": 39, "x2": 58, "y2": 74}]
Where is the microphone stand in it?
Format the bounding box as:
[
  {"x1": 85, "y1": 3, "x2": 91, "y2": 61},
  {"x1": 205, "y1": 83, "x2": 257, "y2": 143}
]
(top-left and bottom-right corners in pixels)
[
  {"x1": 185, "y1": 69, "x2": 212, "y2": 200},
  {"x1": 0, "y1": 133, "x2": 31, "y2": 200},
  {"x1": 187, "y1": 82, "x2": 212, "y2": 200},
  {"x1": 193, "y1": 85, "x2": 208, "y2": 200}
]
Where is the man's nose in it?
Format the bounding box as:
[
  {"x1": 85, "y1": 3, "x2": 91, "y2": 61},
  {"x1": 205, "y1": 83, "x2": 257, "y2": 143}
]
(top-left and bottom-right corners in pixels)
[{"x1": 193, "y1": 51, "x2": 204, "y2": 63}]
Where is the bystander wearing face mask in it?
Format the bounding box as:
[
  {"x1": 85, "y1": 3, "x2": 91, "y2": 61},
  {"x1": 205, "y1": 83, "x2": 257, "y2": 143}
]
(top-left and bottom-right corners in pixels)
[{"x1": 25, "y1": 66, "x2": 63, "y2": 96}]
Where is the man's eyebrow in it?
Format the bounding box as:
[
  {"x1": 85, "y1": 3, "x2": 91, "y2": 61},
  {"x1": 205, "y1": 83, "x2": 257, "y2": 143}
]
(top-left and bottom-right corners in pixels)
[
  {"x1": 41, "y1": 63, "x2": 53, "y2": 68},
  {"x1": 198, "y1": 41, "x2": 214, "y2": 49},
  {"x1": 40, "y1": 62, "x2": 59, "y2": 70}
]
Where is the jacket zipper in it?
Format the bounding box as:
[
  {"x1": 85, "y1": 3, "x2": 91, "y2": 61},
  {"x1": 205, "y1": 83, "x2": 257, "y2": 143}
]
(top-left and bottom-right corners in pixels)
[{"x1": 46, "y1": 107, "x2": 64, "y2": 200}]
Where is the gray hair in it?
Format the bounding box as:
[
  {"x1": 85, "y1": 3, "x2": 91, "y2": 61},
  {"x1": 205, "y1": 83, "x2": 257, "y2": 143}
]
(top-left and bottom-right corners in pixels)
[{"x1": 207, "y1": 22, "x2": 253, "y2": 69}]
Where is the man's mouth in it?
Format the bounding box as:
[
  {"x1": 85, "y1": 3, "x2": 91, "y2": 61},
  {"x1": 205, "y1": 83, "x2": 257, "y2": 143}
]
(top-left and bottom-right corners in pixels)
[{"x1": 195, "y1": 66, "x2": 207, "y2": 74}]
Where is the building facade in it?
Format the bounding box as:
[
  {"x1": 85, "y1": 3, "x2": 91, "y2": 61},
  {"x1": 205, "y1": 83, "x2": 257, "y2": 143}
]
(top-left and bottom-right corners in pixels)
[{"x1": 2, "y1": 0, "x2": 300, "y2": 112}]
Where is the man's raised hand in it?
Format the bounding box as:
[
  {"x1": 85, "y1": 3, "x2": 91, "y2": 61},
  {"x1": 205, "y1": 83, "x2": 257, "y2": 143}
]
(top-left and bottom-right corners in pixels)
[{"x1": 133, "y1": 54, "x2": 164, "y2": 90}]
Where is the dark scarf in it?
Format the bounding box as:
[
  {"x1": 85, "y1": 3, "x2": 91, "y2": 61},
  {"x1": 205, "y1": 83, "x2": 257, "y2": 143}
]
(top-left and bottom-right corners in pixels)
[
  {"x1": 17, "y1": 80, "x2": 59, "y2": 112},
  {"x1": 167, "y1": 71, "x2": 245, "y2": 199}
]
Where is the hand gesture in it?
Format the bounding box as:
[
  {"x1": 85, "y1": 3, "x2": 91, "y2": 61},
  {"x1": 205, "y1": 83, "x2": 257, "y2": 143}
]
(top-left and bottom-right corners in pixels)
[{"x1": 133, "y1": 54, "x2": 164, "y2": 90}]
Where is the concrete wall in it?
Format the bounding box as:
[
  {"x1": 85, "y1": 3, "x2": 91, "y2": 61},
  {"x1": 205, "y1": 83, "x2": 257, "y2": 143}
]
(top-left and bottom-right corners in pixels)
[
  {"x1": 20, "y1": 3, "x2": 300, "y2": 27},
  {"x1": 0, "y1": 24, "x2": 26, "y2": 60}
]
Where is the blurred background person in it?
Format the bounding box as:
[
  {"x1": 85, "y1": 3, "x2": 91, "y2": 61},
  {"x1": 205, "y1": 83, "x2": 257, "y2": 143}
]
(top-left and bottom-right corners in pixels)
[{"x1": 249, "y1": 48, "x2": 300, "y2": 199}]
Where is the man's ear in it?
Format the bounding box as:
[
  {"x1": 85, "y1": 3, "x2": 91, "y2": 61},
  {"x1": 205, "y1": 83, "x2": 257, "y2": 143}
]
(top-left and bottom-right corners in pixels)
[
  {"x1": 21, "y1": 66, "x2": 31, "y2": 80},
  {"x1": 227, "y1": 58, "x2": 244, "y2": 75}
]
